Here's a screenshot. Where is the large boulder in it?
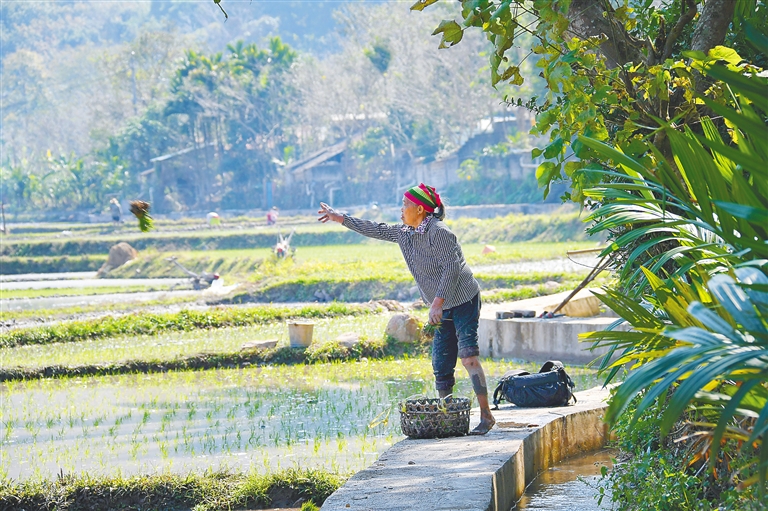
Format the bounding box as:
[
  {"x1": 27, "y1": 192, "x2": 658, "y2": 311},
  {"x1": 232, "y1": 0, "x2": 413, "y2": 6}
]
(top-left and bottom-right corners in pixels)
[
  {"x1": 385, "y1": 314, "x2": 421, "y2": 343},
  {"x1": 98, "y1": 242, "x2": 138, "y2": 275}
]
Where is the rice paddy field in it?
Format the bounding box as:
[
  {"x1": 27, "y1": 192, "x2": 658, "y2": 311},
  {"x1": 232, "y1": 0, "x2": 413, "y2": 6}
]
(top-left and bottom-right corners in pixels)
[
  {"x1": 1, "y1": 356, "x2": 601, "y2": 481},
  {"x1": 0, "y1": 214, "x2": 607, "y2": 508}
]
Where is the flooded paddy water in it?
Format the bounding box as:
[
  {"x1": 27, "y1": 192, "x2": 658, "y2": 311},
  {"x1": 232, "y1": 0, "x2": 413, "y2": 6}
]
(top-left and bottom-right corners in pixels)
[{"x1": 0, "y1": 246, "x2": 607, "y2": 493}]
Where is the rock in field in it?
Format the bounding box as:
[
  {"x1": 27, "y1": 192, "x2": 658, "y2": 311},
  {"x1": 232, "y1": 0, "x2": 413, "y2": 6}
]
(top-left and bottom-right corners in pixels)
[
  {"x1": 335, "y1": 332, "x2": 362, "y2": 348},
  {"x1": 369, "y1": 299, "x2": 404, "y2": 312},
  {"x1": 241, "y1": 339, "x2": 278, "y2": 351},
  {"x1": 385, "y1": 314, "x2": 420, "y2": 343}
]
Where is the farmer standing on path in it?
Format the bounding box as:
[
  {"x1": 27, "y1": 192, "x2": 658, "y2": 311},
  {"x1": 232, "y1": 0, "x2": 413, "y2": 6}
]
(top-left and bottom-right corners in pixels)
[
  {"x1": 109, "y1": 198, "x2": 122, "y2": 224},
  {"x1": 318, "y1": 183, "x2": 495, "y2": 435}
]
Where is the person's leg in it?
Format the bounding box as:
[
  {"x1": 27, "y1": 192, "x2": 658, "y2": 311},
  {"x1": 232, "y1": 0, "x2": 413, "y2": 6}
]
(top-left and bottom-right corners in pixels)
[
  {"x1": 460, "y1": 355, "x2": 495, "y2": 434},
  {"x1": 454, "y1": 294, "x2": 495, "y2": 434},
  {"x1": 431, "y1": 318, "x2": 458, "y2": 398}
]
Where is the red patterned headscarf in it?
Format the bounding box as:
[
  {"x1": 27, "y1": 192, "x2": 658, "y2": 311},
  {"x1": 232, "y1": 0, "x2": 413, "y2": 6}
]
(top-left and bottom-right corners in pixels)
[{"x1": 404, "y1": 183, "x2": 441, "y2": 213}]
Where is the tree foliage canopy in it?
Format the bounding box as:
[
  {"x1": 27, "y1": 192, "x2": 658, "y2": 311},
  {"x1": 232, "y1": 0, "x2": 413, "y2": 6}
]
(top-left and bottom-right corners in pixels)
[{"x1": 413, "y1": 0, "x2": 766, "y2": 201}]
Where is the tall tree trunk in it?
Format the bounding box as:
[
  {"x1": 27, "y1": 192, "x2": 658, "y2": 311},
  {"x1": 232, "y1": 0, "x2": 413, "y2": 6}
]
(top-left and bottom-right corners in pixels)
[
  {"x1": 691, "y1": 0, "x2": 737, "y2": 53},
  {"x1": 567, "y1": 0, "x2": 736, "y2": 70},
  {"x1": 566, "y1": 0, "x2": 645, "y2": 67},
  {"x1": 691, "y1": 0, "x2": 737, "y2": 93}
]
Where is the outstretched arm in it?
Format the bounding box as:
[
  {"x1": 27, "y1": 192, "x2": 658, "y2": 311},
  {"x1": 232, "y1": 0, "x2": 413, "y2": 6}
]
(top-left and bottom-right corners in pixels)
[
  {"x1": 317, "y1": 202, "x2": 344, "y2": 224},
  {"x1": 317, "y1": 202, "x2": 398, "y2": 243}
]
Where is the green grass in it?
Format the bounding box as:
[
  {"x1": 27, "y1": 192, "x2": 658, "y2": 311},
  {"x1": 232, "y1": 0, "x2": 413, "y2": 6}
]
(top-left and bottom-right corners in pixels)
[
  {"x1": 0, "y1": 241, "x2": 596, "y2": 305},
  {"x1": 1, "y1": 211, "x2": 594, "y2": 257},
  {"x1": 0, "y1": 214, "x2": 317, "y2": 243},
  {"x1": 106, "y1": 247, "x2": 273, "y2": 280},
  {"x1": 0, "y1": 223, "x2": 360, "y2": 257},
  {"x1": 0, "y1": 303, "x2": 376, "y2": 348},
  {"x1": 0, "y1": 254, "x2": 106, "y2": 274},
  {"x1": 445, "y1": 210, "x2": 590, "y2": 243},
  {"x1": 91, "y1": 241, "x2": 599, "y2": 303},
  {"x1": 480, "y1": 280, "x2": 581, "y2": 303},
  {"x1": 103, "y1": 241, "x2": 598, "y2": 281}
]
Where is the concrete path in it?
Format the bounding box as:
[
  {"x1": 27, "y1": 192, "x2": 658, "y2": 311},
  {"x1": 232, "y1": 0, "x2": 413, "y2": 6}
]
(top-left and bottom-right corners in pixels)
[
  {"x1": 473, "y1": 255, "x2": 599, "y2": 276},
  {"x1": 476, "y1": 290, "x2": 627, "y2": 365},
  {"x1": 321, "y1": 386, "x2": 610, "y2": 511}
]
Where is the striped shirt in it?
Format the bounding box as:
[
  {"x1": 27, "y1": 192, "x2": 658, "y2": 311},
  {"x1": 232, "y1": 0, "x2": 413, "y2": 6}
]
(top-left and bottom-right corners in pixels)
[{"x1": 342, "y1": 215, "x2": 480, "y2": 309}]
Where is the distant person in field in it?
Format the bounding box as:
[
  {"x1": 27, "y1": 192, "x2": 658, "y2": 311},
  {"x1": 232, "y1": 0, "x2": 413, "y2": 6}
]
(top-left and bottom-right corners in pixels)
[
  {"x1": 317, "y1": 183, "x2": 495, "y2": 435},
  {"x1": 206, "y1": 211, "x2": 221, "y2": 228},
  {"x1": 109, "y1": 198, "x2": 122, "y2": 224},
  {"x1": 266, "y1": 206, "x2": 279, "y2": 226}
]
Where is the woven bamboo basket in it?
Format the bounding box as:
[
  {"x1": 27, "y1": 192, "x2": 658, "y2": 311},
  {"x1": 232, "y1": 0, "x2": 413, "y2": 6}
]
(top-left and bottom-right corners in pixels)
[{"x1": 399, "y1": 397, "x2": 470, "y2": 439}]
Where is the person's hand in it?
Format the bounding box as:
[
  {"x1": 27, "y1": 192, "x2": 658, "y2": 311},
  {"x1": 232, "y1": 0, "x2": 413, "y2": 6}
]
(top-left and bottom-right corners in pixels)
[
  {"x1": 318, "y1": 202, "x2": 343, "y2": 224},
  {"x1": 429, "y1": 298, "x2": 444, "y2": 325}
]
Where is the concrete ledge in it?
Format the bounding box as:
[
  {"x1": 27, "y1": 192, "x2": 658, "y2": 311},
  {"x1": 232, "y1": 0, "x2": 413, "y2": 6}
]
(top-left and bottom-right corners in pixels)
[
  {"x1": 321, "y1": 386, "x2": 610, "y2": 511},
  {"x1": 479, "y1": 290, "x2": 628, "y2": 364},
  {"x1": 479, "y1": 315, "x2": 621, "y2": 364}
]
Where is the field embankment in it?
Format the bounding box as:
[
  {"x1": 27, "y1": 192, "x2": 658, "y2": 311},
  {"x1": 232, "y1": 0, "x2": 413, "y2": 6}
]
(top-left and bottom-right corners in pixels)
[
  {"x1": 0, "y1": 328, "x2": 426, "y2": 382},
  {"x1": 0, "y1": 303, "x2": 374, "y2": 348},
  {"x1": 0, "y1": 468, "x2": 345, "y2": 511},
  {"x1": 0, "y1": 211, "x2": 590, "y2": 260},
  {"x1": 226, "y1": 272, "x2": 584, "y2": 304}
]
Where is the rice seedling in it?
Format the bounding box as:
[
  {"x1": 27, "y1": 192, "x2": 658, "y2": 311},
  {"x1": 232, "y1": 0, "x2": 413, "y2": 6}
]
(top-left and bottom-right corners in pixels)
[{"x1": 0, "y1": 294, "x2": 213, "y2": 323}]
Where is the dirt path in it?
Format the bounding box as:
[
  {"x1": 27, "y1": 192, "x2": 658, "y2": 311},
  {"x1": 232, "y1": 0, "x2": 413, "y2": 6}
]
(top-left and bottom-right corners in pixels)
[
  {"x1": 0, "y1": 271, "x2": 97, "y2": 282},
  {"x1": 473, "y1": 255, "x2": 600, "y2": 275},
  {"x1": 1, "y1": 277, "x2": 190, "y2": 290}
]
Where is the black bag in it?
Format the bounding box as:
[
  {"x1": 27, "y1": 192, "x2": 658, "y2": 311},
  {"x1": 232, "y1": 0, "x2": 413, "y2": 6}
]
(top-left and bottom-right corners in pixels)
[{"x1": 492, "y1": 360, "x2": 576, "y2": 408}]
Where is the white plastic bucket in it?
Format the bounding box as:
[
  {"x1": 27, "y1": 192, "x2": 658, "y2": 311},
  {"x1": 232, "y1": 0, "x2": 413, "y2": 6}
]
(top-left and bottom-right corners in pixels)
[{"x1": 287, "y1": 321, "x2": 315, "y2": 348}]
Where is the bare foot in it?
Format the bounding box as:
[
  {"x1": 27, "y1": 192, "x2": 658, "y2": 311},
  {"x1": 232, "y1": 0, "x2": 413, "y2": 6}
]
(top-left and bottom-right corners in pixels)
[{"x1": 468, "y1": 418, "x2": 495, "y2": 435}]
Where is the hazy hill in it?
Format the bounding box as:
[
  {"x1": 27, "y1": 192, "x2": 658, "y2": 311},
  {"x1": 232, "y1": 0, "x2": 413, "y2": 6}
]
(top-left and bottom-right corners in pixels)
[
  {"x1": 1, "y1": 0, "x2": 386, "y2": 59},
  {"x1": 0, "y1": 0, "x2": 384, "y2": 157}
]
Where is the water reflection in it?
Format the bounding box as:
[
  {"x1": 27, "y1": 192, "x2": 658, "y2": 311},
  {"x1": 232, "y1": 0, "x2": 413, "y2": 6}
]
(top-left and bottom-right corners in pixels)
[{"x1": 513, "y1": 449, "x2": 615, "y2": 510}]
